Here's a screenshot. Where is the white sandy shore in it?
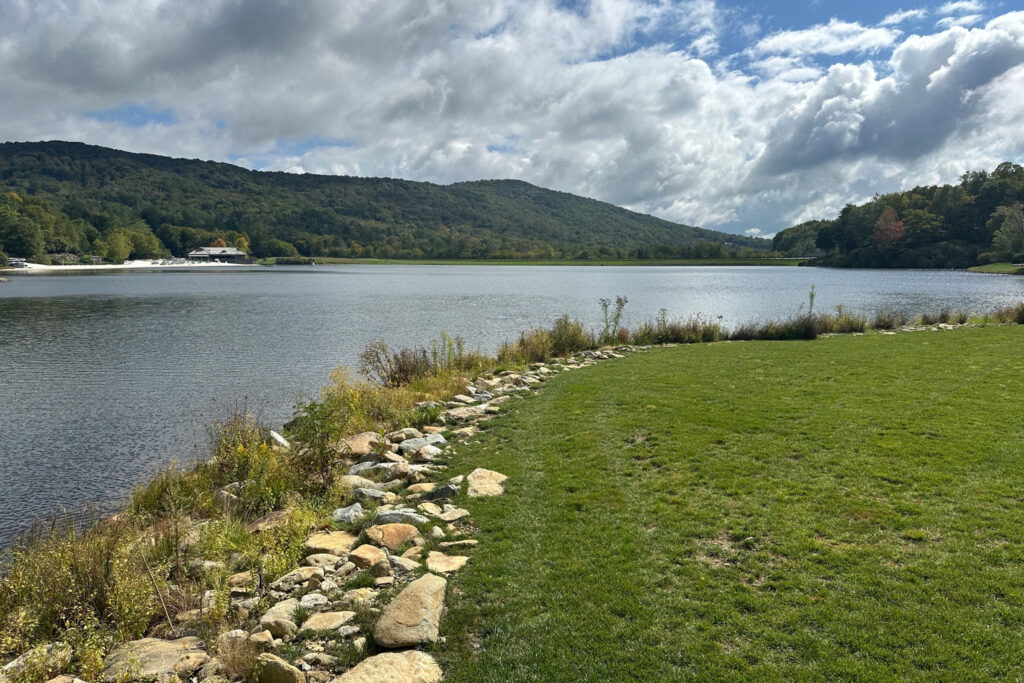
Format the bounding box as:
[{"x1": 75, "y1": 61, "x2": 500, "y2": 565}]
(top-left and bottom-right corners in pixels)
[{"x1": 6, "y1": 259, "x2": 254, "y2": 272}]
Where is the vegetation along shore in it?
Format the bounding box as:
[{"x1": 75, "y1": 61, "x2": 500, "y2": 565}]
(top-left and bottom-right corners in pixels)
[{"x1": 3, "y1": 298, "x2": 1024, "y2": 681}]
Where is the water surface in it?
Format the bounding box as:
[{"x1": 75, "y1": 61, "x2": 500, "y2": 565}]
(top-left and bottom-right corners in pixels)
[{"x1": 2, "y1": 264, "x2": 1023, "y2": 545}]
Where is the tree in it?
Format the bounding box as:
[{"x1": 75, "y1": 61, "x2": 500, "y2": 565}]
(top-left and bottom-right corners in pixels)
[
  {"x1": 233, "y1": 235, "x2": 251, "y2": 255},
  {"x1": 991, "y1": 203, "x2": 1024, "y2": 258},
  {"x1": 871, "y1": 207, "x2": 904, "y2": 247},
  {"x1": 103, "y1": 231, "x2": 132, "y2": 263},
  {"x1": 209, "y1": 237, "x2": 228, "y2": 248}
]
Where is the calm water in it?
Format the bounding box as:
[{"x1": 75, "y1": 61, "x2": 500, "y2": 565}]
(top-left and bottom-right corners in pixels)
[{"x1": 2, "y1": 264, "x2": 1024, "y2": 545}]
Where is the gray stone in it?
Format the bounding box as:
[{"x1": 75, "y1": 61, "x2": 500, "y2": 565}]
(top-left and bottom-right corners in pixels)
[
  {"x1": 331, "y1": 502, "x2": 364, "y2": 524},
  {"x1": 304, "y1": 553, "x2": 341, "y2": 568},
  {"x1": 422, "y1": 484, "x2": 459, "y2": 502},
  {"x1": 354, "y1": 487, "x2": 387, "y2": 501},
  {"x1": 396, "y1": 434, "x2": 446, "y2": 455},
  {"x1": 270, "y1": 430, "x2": 291, "y2": 448},
  {"x1": 385, "y1": 427, "x2": 422, "y2": 443},
  {"x1": 339, "y1": 475, "x2": 382, "y2": 490},
  {"x1": 299, "y1": 592, "x2": 328, "y2": 610},
  {"x1": 270, "y1": 567, "x2": 324, "y2": 592},
  {"x1": 374, "y1": 508, "x2": 429, "y2": 525},
  {"x1": 372, "y1": 574, "x2": 447, "y2": 648},
  {"x1": 411, "y1": 445, "x2": 443, "y2": 463}
]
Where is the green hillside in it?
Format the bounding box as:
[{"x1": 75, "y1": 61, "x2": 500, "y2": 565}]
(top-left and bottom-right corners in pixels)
[
  {"x1": 0, "y1": 141, "x2": 767, "y2": 263},
  {"x1": 772, "y1": 162, "x2": 1024, "y2": 268}
]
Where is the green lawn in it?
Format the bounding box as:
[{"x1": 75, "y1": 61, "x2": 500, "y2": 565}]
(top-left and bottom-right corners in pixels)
[
  {"x1": 968, "y1": 262, "x2": 1024, "y2": 274},
  {"x1": 434, "y1": 326, "x2": 1024, "y2": 680}
]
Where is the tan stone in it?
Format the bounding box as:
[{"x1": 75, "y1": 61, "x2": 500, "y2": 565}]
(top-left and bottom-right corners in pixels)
[
  {"x1": 255, "y1": 653, "x2": 305, "y2": 683},
  {"x1": 372, "y1": 574, "x2": 447, "y2": 648},
  {"x1": 364, "y1": 523, "x2": 419, "y2": 550},
  {"x1": 417, "y1": 502, "x2": 442, "y2": 516},
  {"x1": 341, "y1": 431, "x2": 380, "y2": 456},
  {"x1": 438, "y1": 540, "x2": 478, "y2": 549},
  {"x1": 300, "y1": 611, "x2": 356, "y2": 633},
  {"x1": 259, "y1": 599, "x2": 299, "y2": 638},
  {"x1": 401, "y1": 546, "x2": 425, "y2": 560},
  {"x1": 348, "y1": 544, "x2": 388, "y2": 569},
  {"x1": 466, "y1": 468, "x2": 508, "y2": 497},
  {"x1": 373, "y1": 575, "x2": 394, "y2": 587},
  {"x1": 101, "y1": 637, "x2": 209, "y2": 682},
  {"x1": 247, "y1": 509, "x2": 290, "y2": 533},
  {"x1": 406, "y1": 482, "x2": 437, "y2": 494},
  {"x1": 305, "y1": 531, "x2": 358, "y2": 556},
  {"x1": 341, "y1": 588, "x2": 377, "y2": 606},
  {"x1": 228, "y1": 570, "x2": 255, "y2": 587},
  {"x1": 269, "y1": 566, "x2": 323, "y2": 591},
  {"x1": 303, "y1": 553, "x2": 341, "y2": 568},
  {"x1": 421, "y1": 425, "x2": 445, "y2": 435},
  {"x1": 436, "y1": 508, "x2": 469, "y2": 522},
  {"x1": 425, "y1": 551, "x2": 469, "y2": 574},
  {"x1": 328, "y1": 651, "x2": 441, "y2": 683}
]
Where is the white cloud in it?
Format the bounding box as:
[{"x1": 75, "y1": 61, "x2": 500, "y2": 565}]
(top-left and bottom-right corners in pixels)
[
  {"x1": 937, "y1": 14, "x2": 983, "y2": 28},
  {"x1": 0, "y1": 2, "x2": 1023, "y2": 235},
  {"x1": 743, "y1": 228, "x2": 776, "y2": 239},
  {"x1": 880, "y1": 9, "x2": 928, "y2": 26},
  {"x1": 752, "y1": 19, "x2": 900, "y2": 56},
  {"x1": 939, "y1": 1, "x2": 985, "y2": 15}
]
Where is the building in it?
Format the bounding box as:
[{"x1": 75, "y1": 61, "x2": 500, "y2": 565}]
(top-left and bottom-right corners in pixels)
[{"x1": 186, "y1": 246, "x2": 248, "y2": 262}]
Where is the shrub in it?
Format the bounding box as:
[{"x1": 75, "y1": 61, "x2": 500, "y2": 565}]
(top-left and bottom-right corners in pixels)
[
  {"x1": 827, "y1": 306, "x2": 867, "y2": 334},
  {"x1": 599, "y1": 296, "x2": 628, "y2": 344},
  {"x1": 871, "y1": 309, "x2": 907, "y2": 330},
  {"x1": 550, "y1": 315, "x2": 595, "y2": 356},
  {"x1": 992, "y1": 302, "x2": 1024, "y2": 324}
]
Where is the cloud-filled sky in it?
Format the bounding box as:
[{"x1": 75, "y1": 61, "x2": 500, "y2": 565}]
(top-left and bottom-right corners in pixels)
[{"x1": 2, "y1": 1, "x2": 1024, "y2": 237}]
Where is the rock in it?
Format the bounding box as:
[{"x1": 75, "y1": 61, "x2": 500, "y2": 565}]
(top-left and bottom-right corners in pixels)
[
  {"x1": 304, "y1": 553, "x2": 341, "y2": 568},
  {"x1": 389, "y1": 555, "x2": 421, "y2": 574},
  {"x1": 421, "y1": 425, "x2": 445, "y2": 435},
  {"x1": 364, "y1": 523, "x2": 420, "y2": 550},
  {"x1": 339, "y1": 475, "x2": 382, "y2": 490},
  {"x1": 341, "y1": 432, "x2": 380, "y2": 456},
  {"x1": 354, "y1": 487, "x2": 387, "y2": 501},
  {"x1": 214, "y1": 488, "x2": 240, "y2": 513},
  {"x1": 328, "y1": 650, "x2": 442, "y2": 682},
  {"x1": 341, "y1": 587, "x2": 377, "y2": 606},
  {"x1": 3, "y1": 643, "x2": 72, "y2": 680},
  {"x1": 426, "y1": 551, "x2": 468, "y2": 574},
  {"x1": 247, "y1": 509, "x2": 290, "y2": 533},
  {"x1": 217, "y1": 629, "x2": 249, "y2": 652},
  {"x1": 300, "y1": 611, "x2": 356, "y2": 633},
  {"x1": 269, "y1": 567, "x2": 324, "y2": 592},
  {"x1": 270, "y1": 430, "x2": 291, "y2": 448},
  {"x1": 305, "y1": 531, "x2": 358, "y2": 556},
  {"x1": 370, "y1": 560, "x2": 392, "y2": 577},
  {"x1": 448, "y1": 475, "x2": 465, "y2": 486},
  {"x1": 374, "y1": 508, "x2": 429, "y2": 525},
  {"x1": 259, "y1": 599, "x2": 300, "y2": 638},
  {"x1": 452, "y1": 426, "x2": 478, "y2": 439},
  {"x1": 436, "y1": 507, "x2": 469, "y2": 522},
  {"x1": 406, "y1": 482, "x2": 437, "y2": 494},
  {"x1": 101, "y1": 637, "x2": 209, "y2": 682},
  {"x1": 467, "y1": 468, "x2": 508, "y2": 497},
  {"x1": 426, "y1": 526, "x2": 445, "y2": 540},
  {"x1": 249, "y1": 631, "x2": 276, "y2": 651},
  {"x1": 374, "y1": 576, "x2": 394, "y2": 587},
  {"x1": 422, "y1": 484, "x2": 458, "y2": 502},
  {"x1": 372, "y1": 574, "x2": 447, "y2": 648},
  {"x1": 442, "y1": 405, "x2": 488, "y2": 423},
  {"x1": 46, "y1": 676, "x2": 86, "y2": 683},
  {"x1": 299, "y1": 592, "x2": 328, "y2": 610},
  {"x1": 417, "y1": 502, "x2": 443, "y2": 516},
  {"x1": 228, "y1": 570, "x2": 255, "y2": 588},
  {"x1": 348, "y1": 544, "x2": 388, "y2": 569},
  {"x1": 331, "y1": 502, "x2": 365, "y2": 525},
  {"x1": 336, "y1": 561, "x2": 357, "y2": 577},
  {"x1": 396, "y1": 435, "x2": 446, "y2": 455},
  {"x1": 188, "y1": 559, "x2": 226, "y2": 578},
  {"x1": 438, "y1": 540, "x2": 478, "y2": 549},
  {"x1": 385, "y1": 428, "x2": 422, "y2": 443},
  {"x1": 255, "y1": 653, "x2": 305, "y2": 683},
  {"x1": 402, "y1": 546, "x2": 425, "y2": 560}
]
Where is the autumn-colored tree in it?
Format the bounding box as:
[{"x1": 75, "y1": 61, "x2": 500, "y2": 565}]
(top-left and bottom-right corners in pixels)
[
  {"x1": 871, "y1": 207, "x2": 904, "y2": 247},
  {"x1": 209, "y1": 237, "x2": 227, "y2": 247}
]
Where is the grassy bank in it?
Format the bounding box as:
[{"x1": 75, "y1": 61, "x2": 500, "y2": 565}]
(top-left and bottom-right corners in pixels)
[
  {"x1": 434, "y1": 325, "x2": 1024, "y2": 679},
  {"x1": 968, "y1": 262, "x2": 1024, "y2": 274},
  {"x1": 261, "y1": 257, "x2": 807, "y2": 267}
]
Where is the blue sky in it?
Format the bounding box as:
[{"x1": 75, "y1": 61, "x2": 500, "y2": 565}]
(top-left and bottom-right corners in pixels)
[{"x1": 1, "y1": 0, "x2": 1023, "y2": 236}]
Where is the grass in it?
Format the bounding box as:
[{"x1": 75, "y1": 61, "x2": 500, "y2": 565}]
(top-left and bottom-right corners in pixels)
[
  {"x1": 968, "y1": 262, "x2": 1024, "y2": 274},
  {"x1": 261, "y1": 257, "x2": 807, "y2": 267},
  {"x1": 435, "y1": 325, "x2": 1024, "y2": 680}
]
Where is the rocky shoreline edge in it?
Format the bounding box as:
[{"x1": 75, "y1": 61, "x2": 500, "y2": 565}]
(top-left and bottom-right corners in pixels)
[{"x1": 0, "y1": 345, "x2": 634, "y2": 683}]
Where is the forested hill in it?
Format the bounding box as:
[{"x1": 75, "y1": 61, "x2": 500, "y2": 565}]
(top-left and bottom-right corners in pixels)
[
  {"x1": 0, "y1": 141, "x2": 767, "y2": 263},
  {"x1": 772, "y1": 162, "x2": 1024, "y2": 268}
]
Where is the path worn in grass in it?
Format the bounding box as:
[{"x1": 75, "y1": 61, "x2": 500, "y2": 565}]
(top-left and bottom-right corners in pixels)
[{"x1": 434, "y1": 326, "x2": 1024, "y2": 680}]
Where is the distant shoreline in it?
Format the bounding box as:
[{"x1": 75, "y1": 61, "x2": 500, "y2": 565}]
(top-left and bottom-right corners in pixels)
[{"x1": 2, "y1": 259, "x2": 254, "y2": 273}]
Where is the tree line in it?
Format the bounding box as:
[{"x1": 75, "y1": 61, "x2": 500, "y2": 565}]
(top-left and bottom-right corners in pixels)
[{"x1": 773, "y1": 162, "x2": 1024, "y2": 268}]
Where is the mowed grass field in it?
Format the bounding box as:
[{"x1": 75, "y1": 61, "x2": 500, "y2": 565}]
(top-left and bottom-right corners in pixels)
[{"x1": 434, "y1": 325, "x2": 1024, "y2": 680}]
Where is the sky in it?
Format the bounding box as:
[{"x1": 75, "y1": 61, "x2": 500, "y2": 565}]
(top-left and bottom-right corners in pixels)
[{"x1": 1, "y1": 1, "x2": 1024, "y2": 237}]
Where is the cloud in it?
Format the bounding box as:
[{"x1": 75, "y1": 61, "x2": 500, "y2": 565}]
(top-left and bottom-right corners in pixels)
[
  {"x1": 939, "y1": 1, "x2": 985, "y2": 14},
  {"x1": 743, "y1": 228, "x2": 776, "y2": 239},
  {"x1": 0, "y1": 2, "x2": 1022, "y2": 236},
  {"x1": 936, "y1": 14, "x2": 983, "y2": 28},
  {"x1": 752, "y1": 19, "x2": 900, "y2": 56},
  {"x1": 880, "y1": 9, "x2": 928, "y2": 26}
]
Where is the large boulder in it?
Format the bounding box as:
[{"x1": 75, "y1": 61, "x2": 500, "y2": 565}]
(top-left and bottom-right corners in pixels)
[
  {"x1": 341, "y1": 432, "x2": 380, "y2": 456},
  {"x1": 466, "y1": 468, "x2": 508, "y2": 497},
  {"x1": 254, "y1": 653, "x2": 305, "y2": 683},
  {"x1": 101, "y1": 637, "x2": 209, "y2": 682},
  {"x1": 364, "y1": 523, "x2": 420, "y2": 550},
  {"x1": 372, "y1": 574, "x2": 447, "y2": 648},
  {"x1": 328, "y1": 651, "x2": 441, "y2": 682},
  {"x1": 259, "y1": 598, "x2": 300, "y2": 638},
  {"x1": 348, "y1": 544, "x2": 388, "y2": 569}
]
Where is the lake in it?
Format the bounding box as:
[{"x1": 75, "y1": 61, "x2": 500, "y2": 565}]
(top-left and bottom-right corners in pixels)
[{"x1": 2, "y1": 264, "x2": 1024, "y2": 546}]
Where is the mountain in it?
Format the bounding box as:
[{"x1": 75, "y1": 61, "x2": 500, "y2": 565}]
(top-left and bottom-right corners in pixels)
[
  {"x1": 772, "y1": 162, "x2": 1024, "y2": 268},
  {"x1": 0, "y1": 141, "x2": 767, "y2": 262}
]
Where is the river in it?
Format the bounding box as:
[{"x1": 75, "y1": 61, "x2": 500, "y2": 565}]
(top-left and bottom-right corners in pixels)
[{"x1": 2, "y1": 264, "x2": 1023, "y2": 545}]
